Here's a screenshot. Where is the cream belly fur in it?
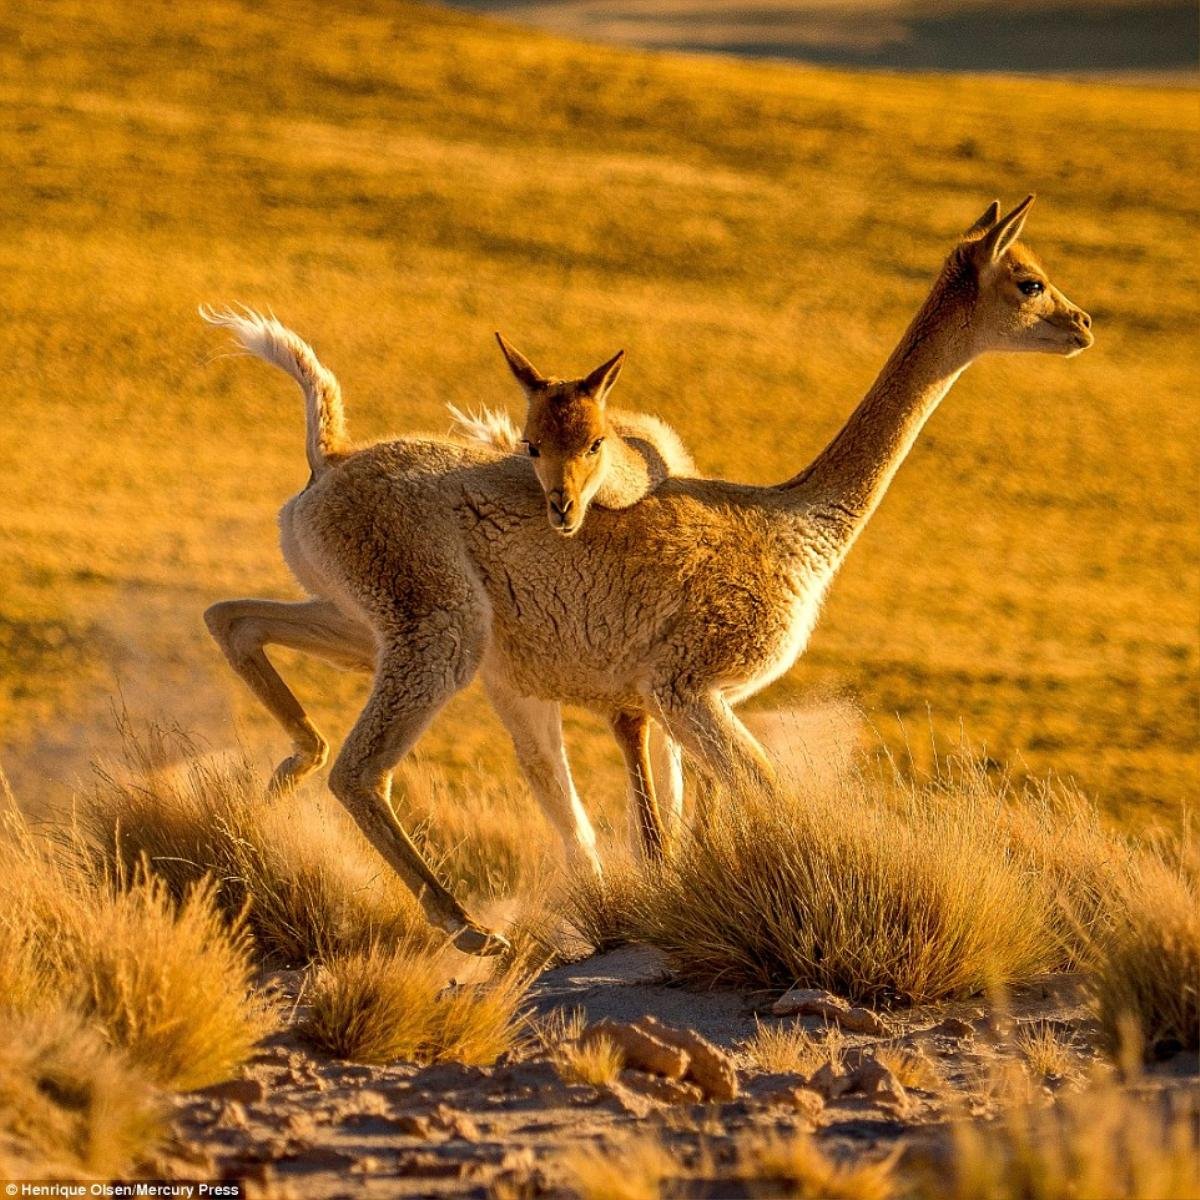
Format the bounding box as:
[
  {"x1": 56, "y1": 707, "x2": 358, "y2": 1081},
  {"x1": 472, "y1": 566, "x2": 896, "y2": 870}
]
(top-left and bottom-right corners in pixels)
[{"x1": 201, "y1": 198, "x2": 1093, "y2": 955}]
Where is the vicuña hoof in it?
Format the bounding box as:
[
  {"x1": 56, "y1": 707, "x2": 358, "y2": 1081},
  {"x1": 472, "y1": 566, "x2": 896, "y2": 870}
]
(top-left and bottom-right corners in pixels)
[{"x1": 451, "y1": 922, "x2": 511, "y2": 957}]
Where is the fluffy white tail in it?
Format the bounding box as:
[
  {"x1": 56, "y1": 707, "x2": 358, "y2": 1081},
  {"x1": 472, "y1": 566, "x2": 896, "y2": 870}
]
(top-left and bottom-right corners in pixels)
[
  {"x1": 201, "y1": 306, "x2": 347, "y2": 476},
  {"x1": 446, "y1": 403, "x2": 522, "y2": 452}
]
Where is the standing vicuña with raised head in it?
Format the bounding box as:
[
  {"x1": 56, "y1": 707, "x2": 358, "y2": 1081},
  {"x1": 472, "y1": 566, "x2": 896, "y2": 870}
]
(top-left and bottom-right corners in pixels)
[{"x1": 203, "y1": 197, "x2": 1092, "y2": 954}]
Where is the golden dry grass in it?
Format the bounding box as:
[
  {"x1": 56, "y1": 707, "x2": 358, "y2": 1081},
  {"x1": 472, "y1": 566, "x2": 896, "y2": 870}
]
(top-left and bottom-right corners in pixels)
[
  {"x1": 936, "y1": 1078, "x2": 1200, "y2": 1200},
  {"x1": 738, "y1": 1019, "x2": 846, "y2": 1076},
  {"x1": 611, "y1": 766, "x2": 1070, "y2": 1003},
  {"x1": 553, "y1": 1021, "x2": 626, "y2": 1087},
  {"x1": 561, "y1": 1129, "x2": 897, "y2": 1200},
  {"x1": 1085, "y1": 843, "x2": 1199, "y2": 1056},
  {"x1": 1015, "y1": 1023, "x2": 1082, "y2": 1081},
  {"x1": 0, "y1": 1009, "x2": 163, "y2": 1179},
  {"x1": 0, "y1": 0, "x2": 1195, "y2": 829},
  {"x1": 76, "y1": 725, "x2": 434, "y2": 964},
  {"x1": 0, "y1": 807, "x2": 276, "y2": 1091},
  {"x1": 303, "y1": 944, "x2": 530, "y2": 1065}
]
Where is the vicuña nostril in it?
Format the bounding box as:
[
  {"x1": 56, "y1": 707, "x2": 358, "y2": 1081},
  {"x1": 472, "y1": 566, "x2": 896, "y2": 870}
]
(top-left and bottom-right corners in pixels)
[
  {"x1": 560, "y1": 498, "x2": 575, "y2": 514},
  {"x1": 1079, "y1": 311, "x2": 1092, "y2": 329}
]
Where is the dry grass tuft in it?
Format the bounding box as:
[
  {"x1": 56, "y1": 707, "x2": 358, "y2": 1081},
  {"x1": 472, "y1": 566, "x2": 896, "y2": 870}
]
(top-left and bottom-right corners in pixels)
[
  {"x1": 1016, "y1": 1023, "x2": 1081, "y2": 1081},
  {"x1": 937, "y1": 1077, "x2": 1200, "y2": 1200},
  {"x1": 564, "y1": 855, "x2": 649, "y2": 954},
  {"x1": 303, "y1": 944, "x2": 530, "y2": 1066},
  {"x1": 0, "y1": 804, "x2": 276, "y2": 1091},
  {"x1": 622, "y1": 763, "x2": 1062, "y2": 1003},
  {"x1": 64, "y1": 871, "x2": 277, "y2": 1090},
  {"x1": 738, "y1": 1019, "x2": 846, "y2": 1076},
  {"x1": 0, "y1": 1008, "x2": 163, "y2": 1178},
  {"x1": 873, "y1": 1045, "x2": 943, "y2": 1091},
  {"x1": 78, "y1": 728, "x2": 433, "y2": 965},
  {"x1": 555, "y1": 1032, "x2": 625, "y2": 1088},
  {"x1": 1084, "y1": 845, "x2": 1199, "y2": 1058},
  {"x1": 737, "y1": 1130, "x2": 897, "y2": 1199},
  {"x1": 559, "y1": 1136, "x2": 676, "y2": 1200}
]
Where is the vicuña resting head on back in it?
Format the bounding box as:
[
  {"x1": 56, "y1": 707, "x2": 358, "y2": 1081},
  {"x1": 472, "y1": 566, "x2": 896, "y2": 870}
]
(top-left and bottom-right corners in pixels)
[{"x1": 493, "y1": 333, "x2": 654, "y2": 536}]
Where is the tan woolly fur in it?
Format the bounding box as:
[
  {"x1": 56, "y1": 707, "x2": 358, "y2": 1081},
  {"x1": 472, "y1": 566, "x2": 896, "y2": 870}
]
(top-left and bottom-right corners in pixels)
[{"x1": 203, "y1": 197, "x2": 1092, "y2": 954}]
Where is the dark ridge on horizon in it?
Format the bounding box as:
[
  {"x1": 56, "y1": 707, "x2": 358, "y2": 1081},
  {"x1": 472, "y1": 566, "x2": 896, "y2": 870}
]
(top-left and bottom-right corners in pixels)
[{"x1": 446, "y1": 1, "x2": 1199, "y2": 74}]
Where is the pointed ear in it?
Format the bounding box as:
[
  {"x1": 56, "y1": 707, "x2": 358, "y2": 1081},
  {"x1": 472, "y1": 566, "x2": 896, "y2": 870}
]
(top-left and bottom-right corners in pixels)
[
  {"x1": 978, "y1": 194, "x2": 1035, "y2": 262},
  {"x1": 495, "y1": 333, "x2": 546, "y2": 392},
  {"x1": 581, "y1": 349, "x2": 624, "y2": 404},
  {"x1": 963, "y1": 199, "x2": 1001, "y2": 238}
]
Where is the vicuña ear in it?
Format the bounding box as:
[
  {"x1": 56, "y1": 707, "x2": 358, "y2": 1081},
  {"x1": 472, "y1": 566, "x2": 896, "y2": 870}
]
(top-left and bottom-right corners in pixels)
[
  {"x1": 581, "y1": 349, "x2": 625, "y2": 404},
  {"x1": 963, "y1": 199, "x2": 1001, "y2": 238},
  {"x1": 495, "y1": 333, "x2": 546, "y2": 392},
  {"x1": 979, "y1": 194, "x2": 1034, "y2": 262}
]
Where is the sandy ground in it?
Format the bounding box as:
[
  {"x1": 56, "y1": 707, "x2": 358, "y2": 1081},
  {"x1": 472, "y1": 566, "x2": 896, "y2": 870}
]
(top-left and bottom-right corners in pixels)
[{"x1": 165, "y1": 945, "x2": 1198, "y2": 1197}]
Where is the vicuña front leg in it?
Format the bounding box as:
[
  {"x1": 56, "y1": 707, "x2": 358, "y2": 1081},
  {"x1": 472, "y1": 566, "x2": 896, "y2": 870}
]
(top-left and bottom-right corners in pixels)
[
  {"x1": 329, "y1": 643, "x2": 508, "y2": 957},
  {"x1": 609, "y1": 710, "x2": 668, "y2": 859},
  {"x1": 204, "y1": 598, "x2": 376, "y2": 791},
  {"x1": 652, "y1": 689, "x2": 775, "y2": 804}
]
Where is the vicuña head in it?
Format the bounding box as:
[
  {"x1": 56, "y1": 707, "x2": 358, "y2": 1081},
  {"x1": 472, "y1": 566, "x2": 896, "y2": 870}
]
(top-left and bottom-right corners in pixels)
[
  {"x1": 494, "y1": 333, "x2": 624, "y2": 536},
  {"x1": 951, "y1": 194, "x2": 1093, "y2": 356}
]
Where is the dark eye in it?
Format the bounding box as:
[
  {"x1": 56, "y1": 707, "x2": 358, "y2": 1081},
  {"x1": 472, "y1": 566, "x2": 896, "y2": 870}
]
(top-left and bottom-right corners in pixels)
[
  {"x1": 525, "y1": 442, "x2": 540, "y2": 459},
  {"x1": 588, "y1": 438, "x2": 605, "y2": 456},
  {"x1": 1018, "y1": 280, "x2": 1045, "y2": 297}
]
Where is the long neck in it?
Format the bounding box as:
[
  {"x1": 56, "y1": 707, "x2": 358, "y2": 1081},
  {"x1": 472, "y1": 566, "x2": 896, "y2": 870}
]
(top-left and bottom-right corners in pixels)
[{"x1": 783, "y1": 274, "x2": 975, "y2": 557}]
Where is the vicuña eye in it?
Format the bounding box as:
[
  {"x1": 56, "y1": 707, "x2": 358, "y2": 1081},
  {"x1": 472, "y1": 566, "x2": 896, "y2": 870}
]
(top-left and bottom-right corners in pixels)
[
  {"x1": 1018, "y1": 280, "x2": 1045, "y2": 297},
  {"x1": 525, "y1": 442, "x2": 540, "y2": 458},
  {"x1": 588, "y1": 438, "x2": 605, "y2": 455}
]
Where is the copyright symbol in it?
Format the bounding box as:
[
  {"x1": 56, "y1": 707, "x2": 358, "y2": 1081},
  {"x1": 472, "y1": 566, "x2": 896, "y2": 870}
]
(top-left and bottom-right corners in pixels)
[{"x1": 8, "y1": 1183, "x2": 18, "y2": 1195}]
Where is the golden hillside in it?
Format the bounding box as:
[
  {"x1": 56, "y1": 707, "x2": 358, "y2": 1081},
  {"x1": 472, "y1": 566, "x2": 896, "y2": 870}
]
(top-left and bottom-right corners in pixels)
[{"x1": 1, "y1": 0, "x2": 1196, "y2": 820}]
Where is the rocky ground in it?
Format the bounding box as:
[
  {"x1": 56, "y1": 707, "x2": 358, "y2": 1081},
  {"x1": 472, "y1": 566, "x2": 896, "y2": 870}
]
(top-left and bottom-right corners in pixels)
[{"x1": 165, "y1": 946, "x2": 1197, "y2": 1198}]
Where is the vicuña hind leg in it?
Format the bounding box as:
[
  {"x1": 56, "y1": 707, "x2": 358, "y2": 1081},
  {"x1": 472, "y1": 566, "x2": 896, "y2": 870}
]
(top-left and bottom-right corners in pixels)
[
  {"x1": 651, "y1": 690, "x2": 775, "y2": 808},
  {"x1": 204, "y1": 598, "x2": 376, "y2": 791},
  {"x1": 648, "y1": 726, "x2": 685, "y2": 838},
  {"x1": 610, "y1": 710, "x2": 668, "y2": 859},
  {"x1": 483, "y1": 673, "x2": 601, "y2": 876}
]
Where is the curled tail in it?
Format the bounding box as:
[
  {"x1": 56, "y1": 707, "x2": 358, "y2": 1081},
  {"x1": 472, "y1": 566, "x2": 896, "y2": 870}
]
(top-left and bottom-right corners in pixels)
[
  {"x1": 446, "y1": 403, "x2": 522, "y2": 452},
  {"x1": 200, "y1": 306, "x2": 348, "y2": 476}
]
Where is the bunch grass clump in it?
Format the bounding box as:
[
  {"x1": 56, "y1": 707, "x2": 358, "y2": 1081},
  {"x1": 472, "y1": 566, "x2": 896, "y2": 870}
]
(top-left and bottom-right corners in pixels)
[
  {"x1": 303, "y1": 943, "x2": 531, "y2": 1066},
  {"x1": 77, "y1": 726, "x2": 433, "y2": 964},
  {"x1": 1084, "y1": 841, "x2": 1199, "y2": 1058},
  {"x1": 623, "y1": 766, "x2": 1062, "y2": 1004},
  {"x1": 935, "y1": 1077, "x2": 1199, "y2": 1200},
  {"x1": 0, "y1": 1009, "x2": 163, "y2": 1179},
  {"x1": 0, "y1": 806, "x2": 276, "y2": 1091}
]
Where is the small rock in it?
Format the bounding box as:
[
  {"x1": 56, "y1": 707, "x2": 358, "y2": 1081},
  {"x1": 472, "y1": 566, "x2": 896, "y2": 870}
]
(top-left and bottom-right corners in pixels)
[
  {"x1": 770, "y1": 987, "x2": 888, "y2": 1035},
  {"x1": 929, "y1": 1017, "x2": 975, "y2": 1040},
  {"x1": 286, "y1": 1146, "x2": 356, "y2": 1169},
  {"x1": 771, "y1": 987, "x2": 835, "y2": 1016},
  {"x1": 635, "y1": 1016, "x2": 740, "y2": 1102},
  {"x1": 391, "y1": 1113, "x2": 433, "y2": 1138},
  {"x1": 217, "y1": 1101, "x2": 249, "y2": 1129},
  {"x1": 850, "y1": 1058, "x2": 909, "y2": 1109},
  {"x1": 619, "y1": 1069, "x2": 705, "y2": 1106},
  {"x1": 352, "y1": 1155, "x2": 383, "y2": 1174},
  {"x1": 579, "y1": 1019, "x2": 690, "y2": 1079},
  {"x1": 751, "y1": 1082, "x2": 824, "y2": 1121},
  {"x1": 197, "y1": 1077, "x2": 265, "y2": 1105},
  {"x1": 809, "y1": 1061, "x2": 852, "y2": 1100},
  {"x1": 839, "y1": 1006, "x2": 890, "y2": 1036}
]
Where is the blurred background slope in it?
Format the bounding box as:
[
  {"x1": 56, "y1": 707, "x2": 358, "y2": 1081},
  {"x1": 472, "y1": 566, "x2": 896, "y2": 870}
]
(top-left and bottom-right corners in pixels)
[
  {"x1": 0, "y1": 0, "x2": 1195, "y2": 822},
  {"x1": 449, "y1": 0, "x2": 1199, "y2": 75}
]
